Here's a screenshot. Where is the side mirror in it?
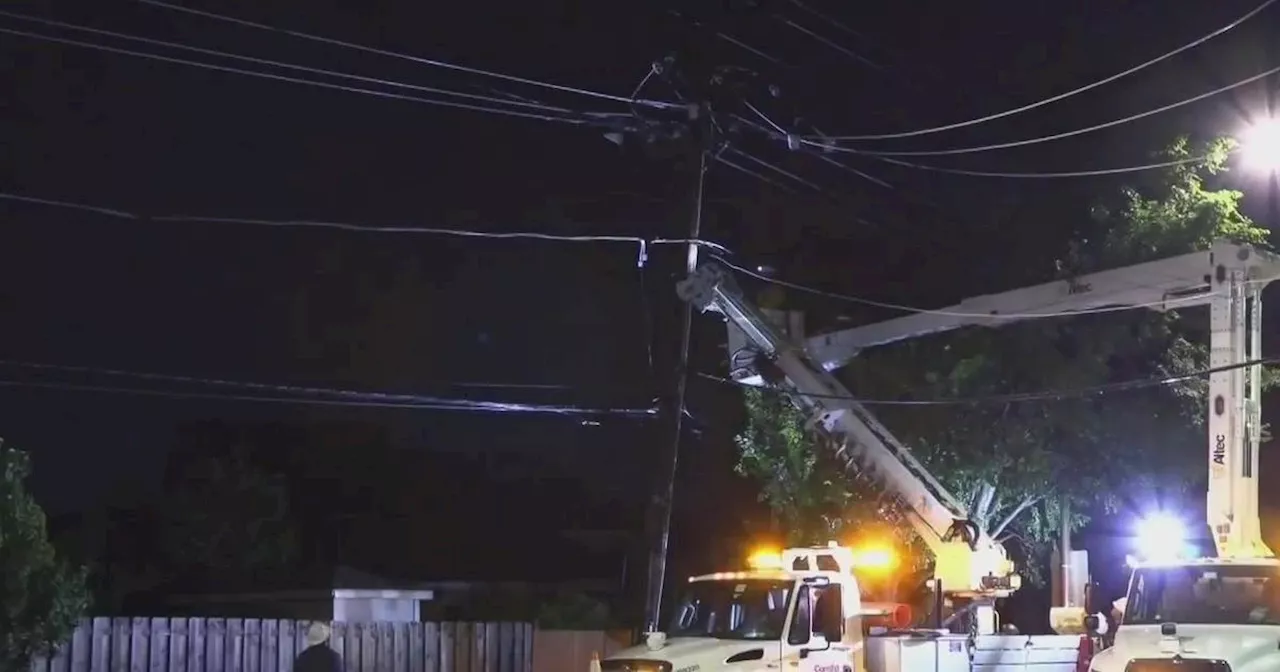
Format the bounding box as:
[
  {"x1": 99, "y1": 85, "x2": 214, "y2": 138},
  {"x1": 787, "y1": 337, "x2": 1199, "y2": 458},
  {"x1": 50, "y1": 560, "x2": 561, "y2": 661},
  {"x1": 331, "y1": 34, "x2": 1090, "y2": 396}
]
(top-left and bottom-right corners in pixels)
[{"x1": 799, "y1": 634, "x2": 831, "y2": 659}]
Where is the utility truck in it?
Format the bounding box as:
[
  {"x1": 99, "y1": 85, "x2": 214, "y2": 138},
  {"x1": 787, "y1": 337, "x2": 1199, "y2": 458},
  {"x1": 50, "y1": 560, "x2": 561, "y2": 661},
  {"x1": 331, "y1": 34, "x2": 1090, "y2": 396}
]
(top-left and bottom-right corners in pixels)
[
  {"x1": 601, "y1": 241, "x2": 1280, "y2": 672},
  {"x1": 598, "y1": 543, "x2": 975, "y2": 672}
]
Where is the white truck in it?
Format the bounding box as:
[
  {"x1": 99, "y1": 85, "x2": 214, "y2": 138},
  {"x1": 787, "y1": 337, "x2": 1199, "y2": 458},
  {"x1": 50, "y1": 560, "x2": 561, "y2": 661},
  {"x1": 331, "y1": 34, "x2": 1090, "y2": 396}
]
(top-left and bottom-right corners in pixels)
[
  {"x1": 598, "y1": 543, "x2": 981, "y2": 672},
  {"x1": 601, "y1": 241, "x2": 1280, "y2": 672}
]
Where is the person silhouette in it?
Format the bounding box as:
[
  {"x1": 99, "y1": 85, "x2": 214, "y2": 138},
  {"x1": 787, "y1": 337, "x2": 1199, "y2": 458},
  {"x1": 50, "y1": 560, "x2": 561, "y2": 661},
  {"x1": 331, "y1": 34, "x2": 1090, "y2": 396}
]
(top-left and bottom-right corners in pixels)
[{"x1": 294, "y1": 622, "x2": 342, "y2": 672}]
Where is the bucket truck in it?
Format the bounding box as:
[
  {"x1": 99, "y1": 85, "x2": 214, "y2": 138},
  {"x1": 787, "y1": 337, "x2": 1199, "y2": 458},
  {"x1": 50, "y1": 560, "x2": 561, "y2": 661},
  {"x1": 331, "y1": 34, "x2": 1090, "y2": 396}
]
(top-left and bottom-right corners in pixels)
[
  {"x1": 597, "y1": 543, "x2": 974, "y2": 672},
  {"x1": 598, "y1": 241, "x2": 1280, "y2": 672}
]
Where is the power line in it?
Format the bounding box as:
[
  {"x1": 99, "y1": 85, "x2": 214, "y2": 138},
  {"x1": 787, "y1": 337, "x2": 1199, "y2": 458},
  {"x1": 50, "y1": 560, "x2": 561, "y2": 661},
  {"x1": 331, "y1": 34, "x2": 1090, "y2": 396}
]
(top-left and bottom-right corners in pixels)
[
  {"x1": 734, "y1": 112, "x2": 896, "y2": 190},
  {"x1": 697, "y1": 356, "x2": 1280, "y2": 406},
  {"x1": 849, "y1": 151, "x2": 1216, "y2": 179},
  {"x1": 0, "y1": 192, "x2": 138, "y2": 219},
  {"x1": 806, "y1": 60, "x2": 1280, "y2": 156},
  {"x1": 777, "y1": 16, "x2": 884, "y2": 73},
  {"x1": 714, "y1": 256, "x2": 1228, "y2": 319},
  {"x1": 733, "y1": 106, "x2": 974, "y2": 229},
  {"x1": 714, "y1": 154, "x2": 798, "y2": 194},
  {"x1": 0, "y1": 359, "x2": 654, "y2": 416},
  {"x1": 810, "y1": 0, "x2": 1279, "y2": 141},
  {"x1": 0, "y1": 376, "x2": 657, "y2": 416},
  {"x1": 129, "y1": 0, "x2": 681, "y2": 111},
  {"x1": 785, "y1": 0, "x2": 955, "y2": 92},
  {"x1": 0, "y1": 10, "x2": 585, "y2": 117},
  {"x1": 0, "y1": 27, "x2": 613, "y2": 127},
  {"x1": 0, "y1": 359, "x2": 569, "y2": 399},
  {"x1": 721, "y1": 45, "x2": 1211, "y2": 182},
  {"x1": 741, "y1": 111, "x2": 1221, "y2": 178},
  {"x1": 723, "y1": 147, "x2": 824, "y2": 192},
  {"x1": 0, "y1": 190, "x2": 733, "y2": 266}
]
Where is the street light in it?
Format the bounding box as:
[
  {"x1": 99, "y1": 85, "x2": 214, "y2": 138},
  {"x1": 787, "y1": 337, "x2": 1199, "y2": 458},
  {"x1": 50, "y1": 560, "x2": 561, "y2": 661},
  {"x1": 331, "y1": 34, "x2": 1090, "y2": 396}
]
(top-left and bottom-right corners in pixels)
[{"x1": 1240, "y1": 118, "x2": 1280, "y2": 174}]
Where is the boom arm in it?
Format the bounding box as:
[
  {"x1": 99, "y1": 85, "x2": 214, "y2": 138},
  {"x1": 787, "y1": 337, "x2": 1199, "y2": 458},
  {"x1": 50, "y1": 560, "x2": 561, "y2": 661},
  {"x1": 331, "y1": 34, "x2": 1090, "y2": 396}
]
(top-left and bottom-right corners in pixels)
[
  {"x1": 708, "y1": 241, "x2": 1280, "y2": 561},
  {"x1": 677, "y1": 263, "x2": 1019, "y2": 597}
]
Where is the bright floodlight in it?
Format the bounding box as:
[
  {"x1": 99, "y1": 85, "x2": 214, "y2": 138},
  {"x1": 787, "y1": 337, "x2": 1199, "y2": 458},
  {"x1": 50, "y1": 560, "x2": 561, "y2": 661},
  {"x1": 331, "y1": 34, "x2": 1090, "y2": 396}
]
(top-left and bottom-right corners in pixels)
[
  {"x1": 1136, "y1": 514, "x2": 1186, "y2": 560},
  {"x1": 1241, "y1": 118, "x2": 1280, "y2": 174}
]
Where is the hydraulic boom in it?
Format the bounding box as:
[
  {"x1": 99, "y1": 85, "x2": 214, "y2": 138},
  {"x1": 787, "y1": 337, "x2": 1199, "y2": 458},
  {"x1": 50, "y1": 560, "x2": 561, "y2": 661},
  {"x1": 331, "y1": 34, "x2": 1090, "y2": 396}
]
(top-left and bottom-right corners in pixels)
[
  {"x1": 780, "y1": 241, "x2": 1280, "y2": 560},
  {"x1": 680, "y1": 241, "x2": 1280, "y2": 614},
  {"x1": 677, "y1": 263, "x2": 1020, "y2": 609}
]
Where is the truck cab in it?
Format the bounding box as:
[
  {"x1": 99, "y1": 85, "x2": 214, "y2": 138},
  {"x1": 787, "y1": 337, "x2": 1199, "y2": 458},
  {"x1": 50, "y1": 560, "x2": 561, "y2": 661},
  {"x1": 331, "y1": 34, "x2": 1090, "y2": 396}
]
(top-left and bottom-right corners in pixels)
[
  {"x1": 600, "y1": 544, "x2": 891, "y2": 672},
  {"x1": 1088, "y1": 557, "x2": 1280, "y2": 672}
]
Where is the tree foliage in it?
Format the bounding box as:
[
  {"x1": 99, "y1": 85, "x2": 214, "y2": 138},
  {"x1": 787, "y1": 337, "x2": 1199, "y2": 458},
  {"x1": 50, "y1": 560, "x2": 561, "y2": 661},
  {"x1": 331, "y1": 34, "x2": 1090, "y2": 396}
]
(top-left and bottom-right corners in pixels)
[
  {"x1": 158, "y1": 448, "x2": 298, "y2": 576},
  {"x1": 0, "y1": 442, "x2": 89, "y2": 670},
  {"x1": 733, "y1": 137, "x2": 1272, "y2": 583}
]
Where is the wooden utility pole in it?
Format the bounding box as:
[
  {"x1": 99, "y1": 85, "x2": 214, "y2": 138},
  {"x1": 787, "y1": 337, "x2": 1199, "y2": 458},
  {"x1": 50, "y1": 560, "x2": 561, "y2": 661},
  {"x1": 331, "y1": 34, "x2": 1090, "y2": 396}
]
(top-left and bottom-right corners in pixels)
[{"x1": 642, "y1": 102, "x2": 713, "y2": 633}]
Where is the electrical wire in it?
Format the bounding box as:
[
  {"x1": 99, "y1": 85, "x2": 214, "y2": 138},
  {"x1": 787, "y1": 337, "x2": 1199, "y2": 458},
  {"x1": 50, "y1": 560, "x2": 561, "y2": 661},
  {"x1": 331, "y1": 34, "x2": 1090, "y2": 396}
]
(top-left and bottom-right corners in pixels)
[
  {"x1": 724, "y1": 147, "x2": 824, "y2": 192},
  {"x1": 0, "y1": 376, "x2": 657, "y2": 416},
  {"x1": 777, "y1": 17, "x2": 884, "y2": 73},
  {"x1": 0, "y1": 191, "x2": 734, "y2": 266},
  {"x1": 807, "y1": 0, "x2": 1279, "y2": 140},
  {"x1": 129, "y1": 0, "x2": 681, "y2": 111},
  {"x1": 697, "y1": 356, "x2": 1280, "y2": 406},
  {"x1": 0, "y1": 10, "x2": 585, "y2": 116},
  {"x1": 714, "y1": 155, "x2": 798, "y2": 194},
  {"x1": 850, "y1": 151, "x2": 1217, "y2": 179},
  {"x1": 714, "y1": 256, "x2": 1227, "y2": 319},
  {"x1": 0, "y1": 360, "x2": 547, "y2": 398},
  {"x1": 733, "y1": 111, "x2": 967, "y2": 228},
  {"x1": 805, "y1": 60, "x2": 1280, "y2": 156},
  {"x1": 739, "y1": 107, "x2": 1208, "y2": 179},
  {"x1": 749, "y1": 114, "x2": 1220, "y2": 178},
  {"x1": 728, "y1": 47, "x2": 1213, "y2": 180},
  {"x1": 0, "y1": 27, "x2": 612, "y2": 127},
  {"x1": 0, "y1": 192, "x2": 138, "y2": 219},
  {"x1": 735, "y1": 112, "x2": 898, "y2": 190},
  {"x1": 0, "y1": 359, "x2": 655, "y2": 416}
]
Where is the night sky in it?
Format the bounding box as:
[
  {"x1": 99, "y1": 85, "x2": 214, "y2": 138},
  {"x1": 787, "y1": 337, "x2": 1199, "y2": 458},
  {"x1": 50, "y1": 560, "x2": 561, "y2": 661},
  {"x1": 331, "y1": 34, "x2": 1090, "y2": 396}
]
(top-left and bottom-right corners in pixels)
[{"x1": 3, "y1": 0, "x2": 1280, "y2": 614}]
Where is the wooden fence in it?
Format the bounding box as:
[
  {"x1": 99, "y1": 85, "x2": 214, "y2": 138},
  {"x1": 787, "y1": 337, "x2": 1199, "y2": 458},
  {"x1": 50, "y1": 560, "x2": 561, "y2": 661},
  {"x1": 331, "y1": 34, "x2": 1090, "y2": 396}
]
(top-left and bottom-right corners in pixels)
[
  {"x1": 29, "y1": 618, "x2": 534, "y2": 672},
  {"x1": 531, "y1": 631, "x2": 632, "y2": 672}
]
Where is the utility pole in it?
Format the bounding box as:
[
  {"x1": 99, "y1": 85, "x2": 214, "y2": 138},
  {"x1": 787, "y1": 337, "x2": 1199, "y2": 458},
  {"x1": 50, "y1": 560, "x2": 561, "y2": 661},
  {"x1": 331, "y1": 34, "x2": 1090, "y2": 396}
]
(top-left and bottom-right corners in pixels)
[{"x1": 643, "y1": 101, "x2": 713, "y2": 633}]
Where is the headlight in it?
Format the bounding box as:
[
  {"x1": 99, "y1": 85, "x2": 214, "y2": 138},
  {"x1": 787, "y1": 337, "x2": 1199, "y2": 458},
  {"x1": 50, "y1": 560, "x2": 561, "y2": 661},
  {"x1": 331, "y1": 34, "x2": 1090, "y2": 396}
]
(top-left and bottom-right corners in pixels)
[{"x1": 599, "y1": 660, "x2": 673, "y2": 672}]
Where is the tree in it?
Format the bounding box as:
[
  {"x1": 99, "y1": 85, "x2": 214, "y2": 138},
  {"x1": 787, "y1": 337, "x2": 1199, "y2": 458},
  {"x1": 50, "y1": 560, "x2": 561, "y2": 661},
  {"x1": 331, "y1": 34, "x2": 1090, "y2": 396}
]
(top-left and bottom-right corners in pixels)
[
  {"x1": 734, "y1": 387, "x2": 932, "y2": 607},
  {"x1": 733, "y1": 137, "x2": 1272, "y2": 584},
  {"x1": 157, "y1": 447, "x2": 298, "y2": 576},
  {"x1": 0, "y1": 441, "x2": 89, "y2": 670}
]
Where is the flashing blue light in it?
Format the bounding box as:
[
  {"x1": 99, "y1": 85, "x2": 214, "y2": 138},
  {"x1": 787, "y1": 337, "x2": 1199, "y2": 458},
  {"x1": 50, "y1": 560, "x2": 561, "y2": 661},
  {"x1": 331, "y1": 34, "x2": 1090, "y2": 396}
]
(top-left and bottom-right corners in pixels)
[{"x1": 1136, "y1": 513, "x2": 1186, "y2": 561}]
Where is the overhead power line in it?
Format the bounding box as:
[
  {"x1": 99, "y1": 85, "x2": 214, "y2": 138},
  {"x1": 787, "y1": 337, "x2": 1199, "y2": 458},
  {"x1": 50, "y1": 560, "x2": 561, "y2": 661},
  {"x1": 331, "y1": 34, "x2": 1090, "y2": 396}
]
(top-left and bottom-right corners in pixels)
[
  {"x1": 0, "y1": 190, "x2": 732, "y2": 267},
  {"x1": 0, "y1": 10, "x2": 585, "y2": 117},
  {"x1": 723, "y1": 147, "x2": 824, "y2": 192},
  {"x1": 0, "y1": 27, "x2": 617, "y2": 127},
  {"x1": 715, "y1": 256, "x2": 1237, "y2": 320},
  {"x1": 0, "y1": 377, "x2": 657, "y2": 416},
  {"x1": 129, "y1": 0, "x2": 681, "y2": 111},
  {"x1": 777, "y1": 17, "x2": 884, "y2": 73},
  {"x1": 810, "y1": 0, "x2": 1279, "y2": 141},
  {"x1": 698, "y1": 356, "x2": 1280, "y2": 406},
  {"x1": 739, "y1": 108, "x2": 1214, "y2": 179},
  {"x1": 853, "y1": 152, "x2": 1217, "y2": 179},
  {"x1": 714, "y1": 155, "x2": 798, "y2": 194},
  {"x1": 0, "y1": 359, "x2": 653, "y2": 416},
  {"x1": 807, "y1": 59, "x2": 1280, "y2": 156}
]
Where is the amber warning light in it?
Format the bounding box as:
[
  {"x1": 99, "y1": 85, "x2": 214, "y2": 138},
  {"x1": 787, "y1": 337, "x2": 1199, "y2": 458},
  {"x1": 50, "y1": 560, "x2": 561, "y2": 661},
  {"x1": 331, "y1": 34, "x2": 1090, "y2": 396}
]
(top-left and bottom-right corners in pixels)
[{"x1": 746, "y1": 548, "x2": 784, "y2": 570}]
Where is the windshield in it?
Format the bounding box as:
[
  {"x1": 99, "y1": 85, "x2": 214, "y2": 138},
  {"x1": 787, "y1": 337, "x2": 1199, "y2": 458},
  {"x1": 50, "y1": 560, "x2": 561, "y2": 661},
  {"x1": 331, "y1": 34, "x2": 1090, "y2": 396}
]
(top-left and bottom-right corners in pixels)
[
  {"x1": 1125, "y1": 564, "x2": 1280, "y2": 626},
  {"x1": 668, "y1": 579, "x2": 793, "y2": 640}
]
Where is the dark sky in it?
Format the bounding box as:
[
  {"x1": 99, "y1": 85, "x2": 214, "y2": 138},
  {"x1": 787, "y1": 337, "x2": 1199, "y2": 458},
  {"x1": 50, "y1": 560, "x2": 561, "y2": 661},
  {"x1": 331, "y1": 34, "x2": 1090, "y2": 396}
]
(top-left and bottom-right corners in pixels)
[{"x1": 1, "y1": 0, "x2": 1278, "y2": 582}]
